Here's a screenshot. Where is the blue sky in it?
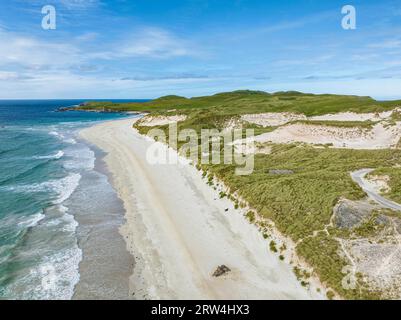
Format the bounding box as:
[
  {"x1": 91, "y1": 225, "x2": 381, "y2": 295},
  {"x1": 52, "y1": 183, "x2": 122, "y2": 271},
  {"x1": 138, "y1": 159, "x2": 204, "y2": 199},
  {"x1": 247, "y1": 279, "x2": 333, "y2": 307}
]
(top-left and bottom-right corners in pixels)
[{"x1": 1, "y1": 0, "x2": 401, "y2": 99}]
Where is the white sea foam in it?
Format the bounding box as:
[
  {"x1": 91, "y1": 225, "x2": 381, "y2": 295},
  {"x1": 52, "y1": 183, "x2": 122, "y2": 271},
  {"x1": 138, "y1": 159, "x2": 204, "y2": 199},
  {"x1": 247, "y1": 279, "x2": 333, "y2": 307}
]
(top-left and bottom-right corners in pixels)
[
  {"x1": 49, "y1": 131, "x2": 64, "y2": 139},
  {"x1": 25, "y1": 245, "x2": 82, "y2": 300},
  {"x1": 31, "y1": 203, "x2": 82, "y2": 299},
  {"x1": 51, "y1": 173, "x2": 81, "y2": 204},
  {"x1": 63, "y1": 146, "x2": 95, "y2": 170},
  {"x1": 17, "y1": 211, "x2": 45, "y2": 228},
  {"x1": 58, "y1": 205, "x2": 78, "y2": 232},
  {"x1": 3, "y1": 173, "x2": 81, "y2": 205},
  {"x1": 0, "y1": 112, "x2": 121, "y2": 300},
  {"x1": 49, "y1": 129, "x2": 77, "y2": 144},
  {"x1": 33, "y1": 150, "x2": 64, "y2": 160},
  {"x1": 64, "y1": 138, "x2": 77, "y2": 144},
  {"x1": 0, "y1": 204, "x2": 82, "y2": 299}
]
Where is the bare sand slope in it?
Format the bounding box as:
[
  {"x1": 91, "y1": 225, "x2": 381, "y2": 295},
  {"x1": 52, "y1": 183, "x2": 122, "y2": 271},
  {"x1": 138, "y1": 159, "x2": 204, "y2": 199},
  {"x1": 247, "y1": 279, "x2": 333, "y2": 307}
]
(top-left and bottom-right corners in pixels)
[
  {"x1": 252, "y1": 122, "x2": 401, "y2": 149},
  {"x1": 80, "y1": 118, "x2": 321, "y2": 300},
  {"x1": 241, "y1": 109, "x2": 401, "y2": 127},
  {"x1": 241, "y1": 112, "x2": 307, "y2": 127},
  {"x1": 309, "y1": 110, "x2": 398, "y2": 122},
  {"x1": 137, "y1": 115, "x2": 187, "y2": 126}
]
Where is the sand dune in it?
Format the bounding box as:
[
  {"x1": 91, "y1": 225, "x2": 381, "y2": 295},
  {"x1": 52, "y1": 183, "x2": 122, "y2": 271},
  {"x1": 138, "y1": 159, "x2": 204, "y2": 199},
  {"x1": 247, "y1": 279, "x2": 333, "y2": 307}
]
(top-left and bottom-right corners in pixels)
[
  {"x1": 241, "y1": 109, "x2": 401, "y2": 127},
  {"x1": 309, "y1": 110, "x2": 399, "y2": 122},
  {"x1": 241, "y1": 112, "x2": 307, "y2": 127},
  {"x1": 251, "y1": 122, "x2": 401, "y2": 149},
  {"x1": 137, "y1": 115, "x2": 187, "y2": 126}
]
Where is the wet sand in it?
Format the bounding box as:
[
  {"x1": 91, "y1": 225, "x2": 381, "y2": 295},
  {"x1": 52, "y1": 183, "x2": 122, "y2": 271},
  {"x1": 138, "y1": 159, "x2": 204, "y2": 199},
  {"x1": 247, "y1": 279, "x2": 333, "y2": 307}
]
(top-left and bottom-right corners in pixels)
[{"x1": 72, "y1": 142, "x2": 134, "y2": 299}]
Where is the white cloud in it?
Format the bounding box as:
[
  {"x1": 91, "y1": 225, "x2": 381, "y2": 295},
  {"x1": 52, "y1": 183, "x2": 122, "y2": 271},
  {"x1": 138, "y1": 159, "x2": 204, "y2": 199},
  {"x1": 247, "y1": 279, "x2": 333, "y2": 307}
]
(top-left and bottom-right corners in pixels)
[
  {"x1": 92, "y1": 28, "x2": 192, "y2": 60},
  {"x1": 0, "y1": 71, "x2": 18, "y2": 80},
  {"x1": 0, "y1": 25, "x2": 193, "y2": 78},
  {"x1": 2, "y1": 70, "x2": 401, "y2": 100},
  {"x1": 56, "y1": 0, "x2": 99, "y2": 10},
  {"x1": 230, "y1": 10, "x2": 335, "y2": 41},
  {"x1": 0, "y1": 30, "x2": 82, "y2": 69},
  {"x1": 368, "y1": 39, "x2": 401, "y2": 49},
  {"x1": 0, "y1": 25, "x2": 204, "y2": 98},
  {"x1": 75, "y1": 32, "x2": 99, "y2": 42},
  {"x1": 351, "y1": 53, "x2": 379, "y2": 61},
  {"x1": 0, "y1": 70, "x2": 216, "y2": 99},
  {"x1": 275, "y1": 54, "x2": 334, "y2": 67}
]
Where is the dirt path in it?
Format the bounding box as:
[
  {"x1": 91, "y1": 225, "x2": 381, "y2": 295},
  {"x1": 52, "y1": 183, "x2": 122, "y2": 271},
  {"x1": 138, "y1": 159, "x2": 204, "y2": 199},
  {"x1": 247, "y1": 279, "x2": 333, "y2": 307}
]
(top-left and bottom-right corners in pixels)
[{"x1": 351, "y1": 169, "x2": 401, "y2": 212}]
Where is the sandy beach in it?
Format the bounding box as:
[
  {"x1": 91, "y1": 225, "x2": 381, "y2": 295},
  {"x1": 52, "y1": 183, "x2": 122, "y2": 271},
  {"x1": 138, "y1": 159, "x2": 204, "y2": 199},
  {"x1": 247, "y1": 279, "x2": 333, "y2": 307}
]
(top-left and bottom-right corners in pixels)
[{"x1": 80, "y1": 118, "x2": 322, "y2": 300}]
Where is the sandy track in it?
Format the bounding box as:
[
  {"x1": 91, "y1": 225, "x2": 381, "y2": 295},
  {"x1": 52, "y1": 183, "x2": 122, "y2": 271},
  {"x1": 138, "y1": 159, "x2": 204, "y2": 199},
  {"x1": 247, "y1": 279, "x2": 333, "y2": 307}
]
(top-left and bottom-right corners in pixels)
[
  {"x1": 351, "y1": 169, "x2": 401, "y2": 211},
  {"x1": 80, "y1": 118, "x2": 321, "y2": 300}
]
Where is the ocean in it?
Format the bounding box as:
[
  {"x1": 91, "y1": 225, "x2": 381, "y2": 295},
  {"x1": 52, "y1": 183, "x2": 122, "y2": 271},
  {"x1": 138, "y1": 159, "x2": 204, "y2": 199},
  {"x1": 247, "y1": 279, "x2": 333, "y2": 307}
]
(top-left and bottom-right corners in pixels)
[{"x1": 0, "y1": 100, "x2": 142, "y2": 299}]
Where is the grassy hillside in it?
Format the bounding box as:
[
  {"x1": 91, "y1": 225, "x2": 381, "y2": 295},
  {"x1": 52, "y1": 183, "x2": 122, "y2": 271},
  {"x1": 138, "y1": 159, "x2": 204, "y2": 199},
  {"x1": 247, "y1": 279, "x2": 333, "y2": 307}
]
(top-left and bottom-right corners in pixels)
[
  {"x1": 80, "y1": 90, "x2": 401, "y2": 116},
  {"x1": 85, "y1": 90, "x2": 401, "y2": 299},
  {"x1": 369, "y1": 167, "x2": 401, "y2": 203},
  {"x1": 204, "y1": 145, "x2": 401, "y2": 299}
]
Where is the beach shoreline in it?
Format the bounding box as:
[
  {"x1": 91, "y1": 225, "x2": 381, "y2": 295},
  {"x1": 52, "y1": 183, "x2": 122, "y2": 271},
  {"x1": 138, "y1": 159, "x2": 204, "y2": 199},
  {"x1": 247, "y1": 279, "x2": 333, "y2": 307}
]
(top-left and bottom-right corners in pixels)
[
  {"x1": 79, "y1": 118, "x2": 324, "y2": 300},
  {"x1": 72, "y1": 138, "x2": 134, "y2": 300}
]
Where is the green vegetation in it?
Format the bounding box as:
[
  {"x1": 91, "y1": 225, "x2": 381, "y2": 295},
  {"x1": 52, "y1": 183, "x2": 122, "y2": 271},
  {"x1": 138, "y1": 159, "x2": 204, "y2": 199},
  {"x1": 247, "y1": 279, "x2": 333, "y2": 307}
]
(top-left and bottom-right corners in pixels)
[
  {"x1": 88, "y1": 90, "x2": 401, "y2": 299},
  {"x1": 205, "y1": 145, "x2": 400, "y2": 240},
  {"x1": 293, "y1": 266, "x2": 311, "y2": 281},
  {"x1": 246, "y1": 211, "x2": 255, "y2": 223},
  {"x1": 391, "y1": 110, "x2": 401, "y2": 121},
  {"x1": 80, "y1": 90, "x2": 401, "y2": 117},
  {"x1": 295, "y1": 120, "x2": 375, "y2": 129},
  {"x1": 269, "y1": 240, "x2": 278, "y2": 253},
  {"x1": 202, "y1": 145, "x2": 401, "y2": 299},
  {"x1": 326, "y1": 290, "x2": 336, "y2": 300},
  {"x1": 352, "y1": 212, "x2": 386, "y2": 238},
  {"x1": 369, "y1": 167, "x2": 401, "y2": 203}
]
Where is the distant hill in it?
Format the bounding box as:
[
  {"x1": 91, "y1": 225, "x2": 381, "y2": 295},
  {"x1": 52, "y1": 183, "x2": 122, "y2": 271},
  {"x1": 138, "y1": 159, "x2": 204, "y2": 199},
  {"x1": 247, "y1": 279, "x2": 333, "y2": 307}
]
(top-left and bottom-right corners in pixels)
[{"x1": 79, "y1": 90, "x2": 401, "y2": 116}]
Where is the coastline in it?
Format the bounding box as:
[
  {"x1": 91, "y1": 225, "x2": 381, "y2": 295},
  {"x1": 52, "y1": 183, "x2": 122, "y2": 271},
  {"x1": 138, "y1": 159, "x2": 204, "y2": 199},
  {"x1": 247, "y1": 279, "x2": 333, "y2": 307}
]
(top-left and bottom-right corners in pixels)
[
  {"x1": 71, "y1": 140, "x2": 134, "y2": 299},
  {"x1": 0, "y1": 106, "x2": 136, "y2": 299},
  {"x1": 80, "y1": 118, "x2": 324, "y2": 299}
]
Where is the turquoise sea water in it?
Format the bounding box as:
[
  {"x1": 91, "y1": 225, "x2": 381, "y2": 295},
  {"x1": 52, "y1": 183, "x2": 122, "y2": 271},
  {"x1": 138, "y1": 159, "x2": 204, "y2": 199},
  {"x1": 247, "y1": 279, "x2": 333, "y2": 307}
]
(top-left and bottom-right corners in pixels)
[{"x1": 0, "y1": 100, "x2": 142, "y2": 299}]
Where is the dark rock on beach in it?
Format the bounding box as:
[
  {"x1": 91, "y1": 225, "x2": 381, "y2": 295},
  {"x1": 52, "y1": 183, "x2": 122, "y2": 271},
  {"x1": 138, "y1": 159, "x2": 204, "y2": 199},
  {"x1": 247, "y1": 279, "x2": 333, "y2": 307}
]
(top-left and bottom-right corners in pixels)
[{"x1": 212, "y1": 265, "x2": 231, "y2": 277}]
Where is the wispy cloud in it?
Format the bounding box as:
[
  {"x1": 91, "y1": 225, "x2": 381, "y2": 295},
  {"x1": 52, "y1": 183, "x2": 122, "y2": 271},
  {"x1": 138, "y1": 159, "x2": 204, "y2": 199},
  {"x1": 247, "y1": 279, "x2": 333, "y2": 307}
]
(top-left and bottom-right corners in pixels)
[
  {"x1": 0, "y1": 26, "x2": 193, "y2": 74},
  {"x1": 0, "y1": 71, "x2": 29, "y2": 80},
  {"x1": 0, "y1": 29, "x2": 82, "y2": 69},
  {"x1": 368, "y1": 39, "x2": 401, "y2": 49},
  {"x1": 1, "y1": 1, "x2": 401, "y2": 99},
  {"x1": 59, "y1": 0, "x2": 99, "y2": 10},
  {"x1": 351, "y1": 53, "x2": 380, "y2": 61},
  {"x1": 91, "y1": 28, "x2": 193, "y2": 60},
  {"x1": 275, "y1": 54, "x2": 335, "y2": 67},
  {"x1": 75, "y1": 32, "x2": 99, "y2": 42},
  {"x1": 259, "y1": 11, "x2": 335, "y2": 34},
  {"x1": 120, "y1": 73, "x2": 209, "y2": 81},
  {"x1": 228, "y1": 10, "x2": 336, "y2": 42},
  {"x1": 21, "y1": 0, "x2": 100, "y2": 10}
]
